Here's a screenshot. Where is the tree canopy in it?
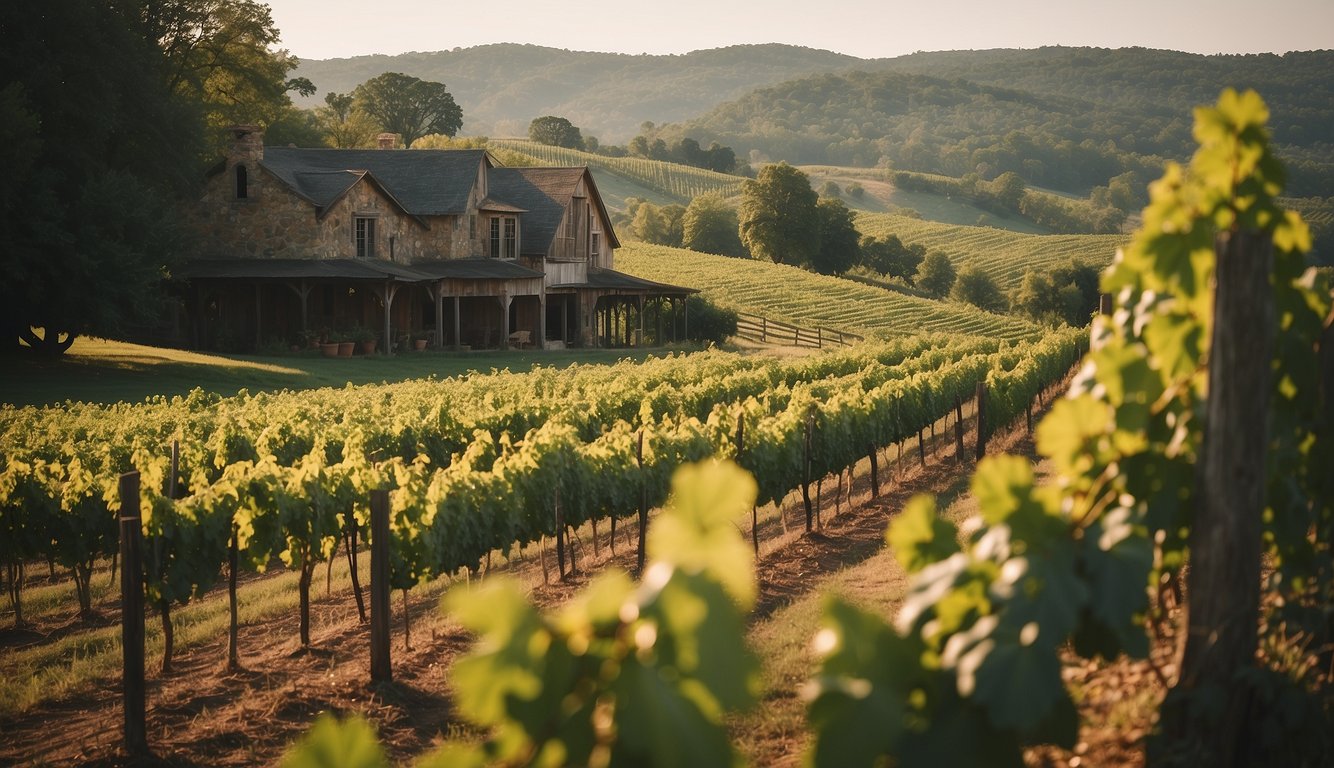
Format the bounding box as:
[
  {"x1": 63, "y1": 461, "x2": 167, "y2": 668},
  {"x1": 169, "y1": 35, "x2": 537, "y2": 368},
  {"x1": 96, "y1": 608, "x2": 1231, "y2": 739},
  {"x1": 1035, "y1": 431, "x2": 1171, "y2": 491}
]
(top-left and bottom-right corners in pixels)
[
  {"x1": 810, "y1": 197, "x2": 860, "y2": 275},
  {"x1": 950, "y1": 263, "x2": 1007, "y2": 312},
  {"x1": 738, "y1": 163, "x2": 820, "y2": 266},
  {"x1": 353, "y1": 72, "x2": 463, "y2": 148},
  {"x1": 682, "y1": 193, "x2": 746, "y2": 257},
  {"x1": 859, "y1": 234, "x2": 924, "y2": 284},
  {"x1": 528, "y1": 115, "x2": 585, "y2": 150},
  {"x1": 917, "y1": 251, "x2": 958, "y2": 298}
]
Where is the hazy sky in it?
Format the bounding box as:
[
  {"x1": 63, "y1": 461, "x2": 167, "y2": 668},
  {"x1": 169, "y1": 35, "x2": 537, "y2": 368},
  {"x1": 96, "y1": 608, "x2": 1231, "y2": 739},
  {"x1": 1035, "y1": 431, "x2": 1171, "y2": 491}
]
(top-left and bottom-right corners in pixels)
[{"x1": 265, "y1": 0, "x2": 1334, "y2": 61}]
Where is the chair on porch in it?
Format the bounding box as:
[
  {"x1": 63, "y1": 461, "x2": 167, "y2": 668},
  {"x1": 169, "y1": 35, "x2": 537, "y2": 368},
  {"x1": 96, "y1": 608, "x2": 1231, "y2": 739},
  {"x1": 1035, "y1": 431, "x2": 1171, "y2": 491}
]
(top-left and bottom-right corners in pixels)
[{"x1": 508, "y1": 329, "x2": 532, "y2": 349}]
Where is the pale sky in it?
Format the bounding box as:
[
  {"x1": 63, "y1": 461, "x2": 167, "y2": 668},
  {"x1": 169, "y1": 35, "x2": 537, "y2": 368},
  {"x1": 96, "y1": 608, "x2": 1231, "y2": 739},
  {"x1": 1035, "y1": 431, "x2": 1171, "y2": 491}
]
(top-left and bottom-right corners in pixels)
[{"x1": 264, "y1": 0, "x2": 1334, "y2": 61}]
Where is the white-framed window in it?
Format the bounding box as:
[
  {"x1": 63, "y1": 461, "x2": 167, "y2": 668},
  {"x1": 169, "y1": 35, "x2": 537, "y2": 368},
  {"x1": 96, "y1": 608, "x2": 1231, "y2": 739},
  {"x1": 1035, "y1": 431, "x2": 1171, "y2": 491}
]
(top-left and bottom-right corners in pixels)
[
  {"x1": 490, "y1": 216, "x2": 518, "y2": 259},
  {"x1": 354, "y1": 216, "x2": 377, "y2": 259}
]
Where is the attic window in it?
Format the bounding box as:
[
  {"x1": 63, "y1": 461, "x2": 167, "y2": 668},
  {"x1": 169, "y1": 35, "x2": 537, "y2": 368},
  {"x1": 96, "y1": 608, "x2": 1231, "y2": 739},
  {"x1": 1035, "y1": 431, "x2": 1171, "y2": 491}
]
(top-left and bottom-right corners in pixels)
[
  {"x1": 489, "y1": 216, "x2": 517, "y2": 259},
  {"x1": 354, "y1": 216, "x2": 377, "y2": 259},
  {"x1": 234, "y1": 165, "x2": 248, "y2": 199}
]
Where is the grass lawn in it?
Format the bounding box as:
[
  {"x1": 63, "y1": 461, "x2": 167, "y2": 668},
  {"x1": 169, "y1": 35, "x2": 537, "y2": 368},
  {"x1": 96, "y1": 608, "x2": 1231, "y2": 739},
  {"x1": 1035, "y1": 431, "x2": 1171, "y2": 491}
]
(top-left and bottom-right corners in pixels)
[{"x1": 0, "y1": 337, "x2": 698, "y2": 407}]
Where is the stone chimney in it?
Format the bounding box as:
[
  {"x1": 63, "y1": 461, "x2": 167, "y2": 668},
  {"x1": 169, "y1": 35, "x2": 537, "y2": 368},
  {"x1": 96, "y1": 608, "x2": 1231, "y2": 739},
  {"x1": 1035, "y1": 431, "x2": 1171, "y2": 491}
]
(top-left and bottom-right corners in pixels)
[
  {"x1": 228, "y1": 124, "x2": 264, "y2": 165},
  {"x1": 376, "y1": 132, "x2": 399, "y2": 149}
]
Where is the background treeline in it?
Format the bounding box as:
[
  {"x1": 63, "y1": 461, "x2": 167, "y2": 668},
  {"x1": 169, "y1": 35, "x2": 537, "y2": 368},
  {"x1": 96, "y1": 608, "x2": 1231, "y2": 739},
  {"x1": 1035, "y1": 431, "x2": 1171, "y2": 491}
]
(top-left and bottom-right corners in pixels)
[{"x1": 291, "y1": 45, "x2": 1333, "y2": 198}]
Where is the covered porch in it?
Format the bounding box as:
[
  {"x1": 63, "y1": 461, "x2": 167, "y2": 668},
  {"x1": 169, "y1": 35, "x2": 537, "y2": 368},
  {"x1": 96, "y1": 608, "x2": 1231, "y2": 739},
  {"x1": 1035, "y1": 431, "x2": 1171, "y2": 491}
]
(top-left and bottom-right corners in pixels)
[{"x1": 550, "y1": 268, "x2": 698, "y2": 348}]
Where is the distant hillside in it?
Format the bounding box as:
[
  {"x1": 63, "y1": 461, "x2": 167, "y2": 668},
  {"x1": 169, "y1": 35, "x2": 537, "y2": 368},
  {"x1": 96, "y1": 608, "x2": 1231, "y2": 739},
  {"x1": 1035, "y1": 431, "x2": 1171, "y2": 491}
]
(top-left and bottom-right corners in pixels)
[
  {"x1": 855, "y1": 213, "x2": 1126, "y2": 293},
  {"x1": 290, "y1": 43, "x2": 858, "y2": 141},
  {"x1": 673, "y1": 60, "x2": 1334, "y2": 196}
]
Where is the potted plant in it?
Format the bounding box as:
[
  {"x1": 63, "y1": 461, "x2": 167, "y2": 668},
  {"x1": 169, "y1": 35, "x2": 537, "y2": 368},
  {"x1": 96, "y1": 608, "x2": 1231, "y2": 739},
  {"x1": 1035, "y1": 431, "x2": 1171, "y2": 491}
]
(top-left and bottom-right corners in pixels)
[
  {"x1": 353, "y1": 326, "x2": 377, "y2": 355},
  {"x1": 412, "y1": 332, "x2": 429, "y2": 351},
  {"x1": 319, "y1": 330, "x2": 340, "y2": 358}
]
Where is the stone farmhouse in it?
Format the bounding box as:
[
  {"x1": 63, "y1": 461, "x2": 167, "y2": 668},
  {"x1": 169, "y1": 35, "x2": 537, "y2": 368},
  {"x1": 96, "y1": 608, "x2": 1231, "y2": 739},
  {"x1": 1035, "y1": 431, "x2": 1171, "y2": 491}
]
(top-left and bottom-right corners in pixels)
[{"x1": 179, "y1": 126, "x2": 694, "y2": 352}]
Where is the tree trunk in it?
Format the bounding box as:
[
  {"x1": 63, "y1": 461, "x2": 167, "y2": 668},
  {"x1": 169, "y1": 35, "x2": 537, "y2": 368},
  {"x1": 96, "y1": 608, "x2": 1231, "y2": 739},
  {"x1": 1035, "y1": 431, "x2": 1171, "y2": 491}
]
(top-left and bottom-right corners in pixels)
[
  {"x1": 1157, "y1": 230, "x2": 1273, "y2": 767},
  {"x1": 346, "y1": 519, "x2": 366, "y2": 624}
]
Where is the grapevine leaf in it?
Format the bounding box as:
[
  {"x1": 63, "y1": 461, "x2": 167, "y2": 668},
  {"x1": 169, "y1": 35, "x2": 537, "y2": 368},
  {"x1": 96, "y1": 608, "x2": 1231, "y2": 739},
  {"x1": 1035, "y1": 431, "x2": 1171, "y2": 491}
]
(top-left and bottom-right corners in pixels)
[
  {"x1": 444, "y1": 577, "x2": 552, "y2": 727},
  {"x1": 279, "y1": 713, "x2": 389, "y2": 768},
  {"x1": 1079, "y1": 505, "x2": 1153, "y2": 658},
  {"x1": 649, "y1": 570, "x2": 760, "y2": 712},
  {"x1": 611, "y1": 659, "x2": 736, "y2": 768},
  {"x1": 887, "y1": 494, "x2": 959, "y2": 574},
  {"x1": 649, "y1": 460, "x2": 757, "y2": 608},
  {"x1": 807, "y1": 597, "x2": 920, "y2": 767}
]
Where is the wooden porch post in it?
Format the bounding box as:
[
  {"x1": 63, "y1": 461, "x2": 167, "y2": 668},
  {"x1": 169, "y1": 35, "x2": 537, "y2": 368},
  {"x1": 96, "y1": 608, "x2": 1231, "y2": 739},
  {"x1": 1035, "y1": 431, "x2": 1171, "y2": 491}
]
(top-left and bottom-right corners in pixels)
[
  {"x1": 637, "y1": 295, "x2": 645, "y2": 346},
  {"x1": 380, "y1": 281, "x2": 399, "y2": 356},
  {"x1": 434, "y1": 283, "x2": 444, "y2": 349},
  {"x1": 683, "y1": 295, "x2": 689, "y2": 341},
  {"x1": 499, "y1": 293, "x2": 512, "y2": 348},
  {"x1": 538, "y1": 291, "x2": 547, "y2": 350},
  {"x1": 453, "y1": 296, "x2": 461, "y2": 350}
]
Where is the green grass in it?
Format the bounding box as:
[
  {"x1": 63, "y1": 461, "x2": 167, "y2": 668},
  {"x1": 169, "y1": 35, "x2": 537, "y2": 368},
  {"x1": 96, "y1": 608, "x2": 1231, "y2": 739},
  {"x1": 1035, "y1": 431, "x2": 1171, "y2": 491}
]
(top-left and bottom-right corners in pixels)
[
  {"x1": 856, "y1": 212, "x2": 1127, "y2": 292},
  {"x1": 0, "y1": 338, "x2": 694, "y2": 407},
  {"x1": 616, "y1": 243, "x2": 1042, "y2": 341}
]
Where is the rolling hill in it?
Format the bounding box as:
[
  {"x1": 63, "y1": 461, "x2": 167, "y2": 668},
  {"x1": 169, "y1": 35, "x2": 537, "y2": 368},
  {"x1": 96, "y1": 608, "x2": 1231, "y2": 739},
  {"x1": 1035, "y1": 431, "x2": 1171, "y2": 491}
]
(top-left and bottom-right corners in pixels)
[{"x1": 614, "y1": 243, "x2": 1042, "y2": 341}]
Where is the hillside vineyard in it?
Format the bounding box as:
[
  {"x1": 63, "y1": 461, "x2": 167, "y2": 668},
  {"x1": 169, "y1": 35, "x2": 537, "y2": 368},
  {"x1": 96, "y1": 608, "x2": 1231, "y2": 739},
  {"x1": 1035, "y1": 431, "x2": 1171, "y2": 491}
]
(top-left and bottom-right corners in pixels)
[{"x1": 0, "y1": 329, "x2": 1082, "y2": 641}]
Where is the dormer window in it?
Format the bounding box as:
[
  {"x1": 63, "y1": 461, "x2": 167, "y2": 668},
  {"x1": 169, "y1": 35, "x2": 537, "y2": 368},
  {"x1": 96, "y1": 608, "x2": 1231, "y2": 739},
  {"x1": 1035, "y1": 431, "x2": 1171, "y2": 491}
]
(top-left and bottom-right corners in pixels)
[
  {"x1": 354, "y1": 216, "x2": 377, "y2": 259},
  {"x1": 234, "y1": 164, "x2": 248, "y2": 199},
  {"x1": 489, "y1": 216, "x2": 517, "y2": 259}
]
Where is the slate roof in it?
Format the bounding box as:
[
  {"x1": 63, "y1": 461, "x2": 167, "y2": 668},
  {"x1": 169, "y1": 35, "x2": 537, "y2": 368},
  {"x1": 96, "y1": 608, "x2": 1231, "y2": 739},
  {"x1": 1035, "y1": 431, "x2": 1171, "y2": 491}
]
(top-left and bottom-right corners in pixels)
[
  {"x1": 488, "y1": 167, "x2": 584, "y2": 258},
  {"x1": 175, "y1": 258, "x2": 434, "y2": 282},
  {"x1": 411, "y1": 259, "x2": 544, "y2": 280},
  {"x1": 550, "y1": 268, "x2": 696, "y2": 295},
  {"x1": 260, "y1": 148, "x2": 489, "y2": 216}
]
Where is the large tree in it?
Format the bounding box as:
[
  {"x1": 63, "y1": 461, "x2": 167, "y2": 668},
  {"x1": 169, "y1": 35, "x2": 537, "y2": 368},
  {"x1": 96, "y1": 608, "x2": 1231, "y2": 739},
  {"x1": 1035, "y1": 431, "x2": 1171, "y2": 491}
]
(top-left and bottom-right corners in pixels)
[
  {"x1": 318, "y1": 91, "x2": 379, "y2": 148},
  {"x1": 859, "y1": 233, "x2": 924, "y2": 284},
  {"x1": 528, "y1": 115, "x2": 585, "y2": 150},
  {"x1": 0, "y1": 0, "x2": 199, "y2": 355},
  {"x1": 950, "y1": 263, "x2": 1007, "y2": 312},
  {"x1": 810, "y1": 197, "x2": 860, "y2": 275},
  {"x1": 917, "y1": 250, "x2": 958, "y2": 298},
  {"x1": 353, "y1": 72, "x2": 463, "y2": 148},
  {"x1": 682, "y1": 193, "x2": 745, "y2": 257},
  {"x1": 738, "y1": 163, "x2": 820, "y2": 266}
]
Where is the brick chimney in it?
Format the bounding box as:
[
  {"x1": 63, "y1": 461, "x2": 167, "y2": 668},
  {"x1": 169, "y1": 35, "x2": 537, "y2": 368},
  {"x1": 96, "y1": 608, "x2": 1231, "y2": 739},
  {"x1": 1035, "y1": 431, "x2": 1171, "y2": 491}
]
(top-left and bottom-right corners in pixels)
[{"x1": 376, "y1": 132, "x2": 399, "y2": 149}]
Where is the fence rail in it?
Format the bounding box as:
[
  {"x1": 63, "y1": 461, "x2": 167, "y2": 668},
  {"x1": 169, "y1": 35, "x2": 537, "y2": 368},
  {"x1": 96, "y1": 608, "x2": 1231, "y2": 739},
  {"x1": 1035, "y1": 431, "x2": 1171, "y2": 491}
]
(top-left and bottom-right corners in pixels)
[{"x1": 735, "y1": 313, "x2": 863, "y2": 349}]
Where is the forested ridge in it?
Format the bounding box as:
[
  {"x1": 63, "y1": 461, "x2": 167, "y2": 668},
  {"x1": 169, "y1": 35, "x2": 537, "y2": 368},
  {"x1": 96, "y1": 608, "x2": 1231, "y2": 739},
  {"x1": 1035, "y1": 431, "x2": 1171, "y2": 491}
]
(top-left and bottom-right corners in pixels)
[{"x1": 293, "y1": 44, "x2": 1334, "y2": 197}]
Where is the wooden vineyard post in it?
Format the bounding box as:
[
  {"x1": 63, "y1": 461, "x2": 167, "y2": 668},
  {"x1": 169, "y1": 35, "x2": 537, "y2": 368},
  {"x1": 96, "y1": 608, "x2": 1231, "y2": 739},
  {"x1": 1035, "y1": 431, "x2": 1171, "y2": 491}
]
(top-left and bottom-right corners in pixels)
[
  {"x1": 636, "y1": 431, "x2": 648, "y2": 574},
  {"x1": 369, "y1": 489, "x2": 391, "y2": 684},
  {"x1": 1161, "y1": 230, "x2": 1274, "y2": 765},
  {"x1": 555, "y1": 488, "x2": 567, "y2": 580},
  {"x1": 868, "y1": 444, "x2": 879, "y2": 498},
  {"x1": 227, "y1": 519, "x2": 240, "y2": 670},
  {"x1": 737, "y1": 414, "x2": 758, "y2": 555},
  {"x1": 917, "y1": 428, "x2": 926, "y2": 467},
  {"x1": 954, "y1": 395, "x2": 965, "y2": 462},
  {"x1": 974, "y1": 382, "x2": 988, "y2": 461},
  {"x1": 118, "y1": 471, "x2": 147, "y2": 757},
  {"x1": 801, "y1": 407, "x2": 815, "y2": 532}
]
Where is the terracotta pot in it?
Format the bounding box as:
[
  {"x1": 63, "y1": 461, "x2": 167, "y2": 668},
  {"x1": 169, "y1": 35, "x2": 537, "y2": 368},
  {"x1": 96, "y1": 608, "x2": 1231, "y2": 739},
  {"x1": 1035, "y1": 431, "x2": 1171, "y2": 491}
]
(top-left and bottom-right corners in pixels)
[
  {"x1": 413, "y1": 339, "x2": 428, "y2": 351},
  {"x1": 359, "y1": 339, "x2": 377, "y2": 355},
  {"x1": 320, "y1": 342, "x2": 340, "y2": 358},
  {"x1": 338, "y1": 341, "x2": 355, "y2": 357}
]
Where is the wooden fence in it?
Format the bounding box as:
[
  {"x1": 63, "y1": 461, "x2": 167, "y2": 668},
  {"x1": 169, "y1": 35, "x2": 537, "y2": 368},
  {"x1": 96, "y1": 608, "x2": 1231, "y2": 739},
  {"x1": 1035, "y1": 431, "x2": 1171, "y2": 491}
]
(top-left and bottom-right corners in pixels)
[{"x1": 735, "y1": 313, "x2": 863, "y2": 349}]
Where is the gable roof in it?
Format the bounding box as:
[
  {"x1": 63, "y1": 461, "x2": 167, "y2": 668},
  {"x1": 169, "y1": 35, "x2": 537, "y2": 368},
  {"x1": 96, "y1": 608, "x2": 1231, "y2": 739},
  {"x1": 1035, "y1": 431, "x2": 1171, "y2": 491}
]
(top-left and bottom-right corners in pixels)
[
  {"x1": 261, "y1": 148, "x2": 490, "y2": 216},
  {"x1": 488, "y1": 167, "x2": 622, "y2": 257}
]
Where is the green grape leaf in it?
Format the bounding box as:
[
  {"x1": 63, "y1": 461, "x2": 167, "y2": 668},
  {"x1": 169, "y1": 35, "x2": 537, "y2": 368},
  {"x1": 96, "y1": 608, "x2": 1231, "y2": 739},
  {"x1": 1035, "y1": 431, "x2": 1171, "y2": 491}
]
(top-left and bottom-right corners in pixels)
[
  {"x1": 648, "y1": 460, "x2": 757, "y2": 608},
  {"x1": 887, "y1": 494, "x2": 960, "y2": 574},
  {"x1": 649, "y1": 570, "x2": 760, "y2": 713},
  {"x1": 611, "y1": 658, "x2": 737, "y2": 768},
  {"x1": 806, "y1": 597, "x2": 921, "y2": 767},
  {"x1": 279, "y1": 714, "x2": 389, "y2": 768},
  {"x1": 444, "y1": 577, "x2": 551, "y2": 726}
]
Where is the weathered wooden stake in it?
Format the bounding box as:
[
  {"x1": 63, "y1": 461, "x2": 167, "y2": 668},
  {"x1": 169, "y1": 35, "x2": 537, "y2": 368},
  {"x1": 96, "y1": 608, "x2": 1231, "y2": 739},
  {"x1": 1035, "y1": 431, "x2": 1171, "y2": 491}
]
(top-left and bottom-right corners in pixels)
[
  {"x1": 917, "y1": 428, "x2": 926, "y2": 467},
  {"x1": 228, "y1": 524, "x2": 240, "y2": 670},
  {"x1": 868, "y1": 444, "x2": 880, "y2": 497},
  {"x1": 369, "y1": 489, "x2": 391, "y2": 684},
  {"x1": 954, "y1": 395, "x2": 965, "y2": 461},
  {"x1": 974, "y1": 382, "x2": 988, "y2": 461},
  {"x1": 801, "y1": 409, "x2": 814, "y2": 532},
  {"x1": 118, "y1": 471, "x2": 148, "y2": 757},
  {"x1": 555, "y1": 489, "x2": 567, "y2": 580},
  {"x1": 636, "y1": 431, "x2": 648, "y2": 574}
]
